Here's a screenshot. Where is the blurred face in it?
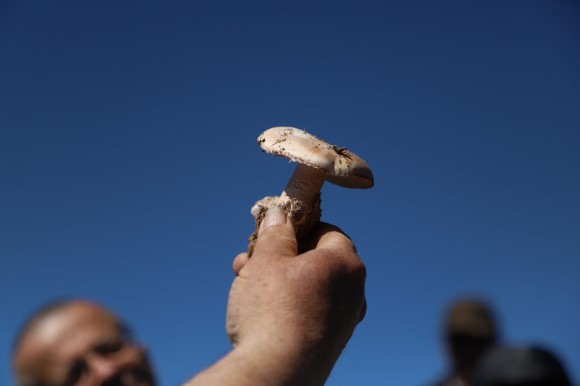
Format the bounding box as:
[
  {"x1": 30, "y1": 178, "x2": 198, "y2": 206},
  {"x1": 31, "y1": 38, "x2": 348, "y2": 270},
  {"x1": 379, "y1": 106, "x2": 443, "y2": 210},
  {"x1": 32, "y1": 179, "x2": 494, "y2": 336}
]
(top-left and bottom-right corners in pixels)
[
  {"x1": 448, "y1": 333, "x2": 495, "y2": 373},
  {"x1": 14, "y1": 303, "x2": 156, "y2": 386}
]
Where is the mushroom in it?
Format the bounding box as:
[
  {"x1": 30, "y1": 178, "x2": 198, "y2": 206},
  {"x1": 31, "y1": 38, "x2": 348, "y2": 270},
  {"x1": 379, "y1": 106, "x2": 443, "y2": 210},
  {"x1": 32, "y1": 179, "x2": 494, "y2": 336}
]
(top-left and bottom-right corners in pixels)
[{"x1": 248, "y1": 126, "x2": 374, "y2": 255}]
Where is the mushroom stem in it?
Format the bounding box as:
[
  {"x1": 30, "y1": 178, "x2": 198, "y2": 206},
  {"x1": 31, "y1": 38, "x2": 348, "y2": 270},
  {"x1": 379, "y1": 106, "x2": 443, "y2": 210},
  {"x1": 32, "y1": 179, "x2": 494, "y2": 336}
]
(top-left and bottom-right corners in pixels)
[
  {"x1": 277, "y1": 163, "x2": 326, "y2": 239},
  {"x1": 280, "y1": 163, "x2": 326, "y2": 209},
  {"x1": 248, "y1": 164, "x2": 326, "y2": 256},
  {"x1": 271, "y1": 163, "x2": 326, "y2": 242}
]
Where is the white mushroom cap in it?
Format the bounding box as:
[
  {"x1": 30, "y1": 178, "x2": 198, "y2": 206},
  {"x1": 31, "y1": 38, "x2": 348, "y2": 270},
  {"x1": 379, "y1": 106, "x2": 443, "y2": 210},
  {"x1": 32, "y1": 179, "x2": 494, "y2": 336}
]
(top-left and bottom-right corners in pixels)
[{"x1": 257, "y1": 127, "x2": 374, "y2": 189}]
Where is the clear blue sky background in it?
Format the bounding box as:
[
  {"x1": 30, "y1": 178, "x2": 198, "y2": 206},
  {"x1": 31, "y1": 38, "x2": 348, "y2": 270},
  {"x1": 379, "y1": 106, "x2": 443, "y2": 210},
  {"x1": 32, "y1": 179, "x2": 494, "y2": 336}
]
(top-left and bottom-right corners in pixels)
[{"x1": 1, "y1": 1, "x2": 579, "y2": 385}]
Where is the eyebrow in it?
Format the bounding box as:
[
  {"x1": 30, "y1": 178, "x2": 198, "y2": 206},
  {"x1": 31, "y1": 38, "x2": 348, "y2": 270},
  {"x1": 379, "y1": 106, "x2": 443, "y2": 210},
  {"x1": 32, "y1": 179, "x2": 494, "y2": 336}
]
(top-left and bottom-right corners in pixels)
[{"x1": 54, "y1": 335, "x2": 130, "y2": 386}]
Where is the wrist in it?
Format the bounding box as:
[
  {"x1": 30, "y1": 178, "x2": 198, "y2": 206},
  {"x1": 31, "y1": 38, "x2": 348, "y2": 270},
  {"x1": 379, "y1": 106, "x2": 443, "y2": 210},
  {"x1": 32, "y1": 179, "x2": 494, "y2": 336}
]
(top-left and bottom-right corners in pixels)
[
  {"x1": 185, "y1": 336, "x2": 328, "y2": 386},
  {"x1": 231, "y1": 334, "x2": 330, "y2": 386}
]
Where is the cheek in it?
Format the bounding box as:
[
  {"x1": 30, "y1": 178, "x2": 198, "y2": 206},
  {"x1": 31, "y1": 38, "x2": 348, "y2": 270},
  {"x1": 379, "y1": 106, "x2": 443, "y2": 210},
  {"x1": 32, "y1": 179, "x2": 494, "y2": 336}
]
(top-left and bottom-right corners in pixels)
[
  {"x1": 118, "y1": 347, "x2": 150, "y2": 369},
  {"x1": 117, "y1": 348, "x2": 156, "y2": 383}
]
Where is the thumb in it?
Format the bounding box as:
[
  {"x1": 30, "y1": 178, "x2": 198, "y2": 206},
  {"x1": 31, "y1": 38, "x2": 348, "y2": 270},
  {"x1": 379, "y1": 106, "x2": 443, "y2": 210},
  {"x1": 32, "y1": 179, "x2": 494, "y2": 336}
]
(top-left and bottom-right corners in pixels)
[{"x1": 252, "y1": 206, "x2": 298, "y2": 258}]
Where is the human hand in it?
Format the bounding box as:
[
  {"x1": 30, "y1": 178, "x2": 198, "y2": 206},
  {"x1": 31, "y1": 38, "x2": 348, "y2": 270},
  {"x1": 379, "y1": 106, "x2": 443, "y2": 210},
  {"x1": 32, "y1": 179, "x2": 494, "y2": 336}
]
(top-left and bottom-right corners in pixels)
[{"x1": 226, "y1": 206, "x2": 366, "y2": 385}]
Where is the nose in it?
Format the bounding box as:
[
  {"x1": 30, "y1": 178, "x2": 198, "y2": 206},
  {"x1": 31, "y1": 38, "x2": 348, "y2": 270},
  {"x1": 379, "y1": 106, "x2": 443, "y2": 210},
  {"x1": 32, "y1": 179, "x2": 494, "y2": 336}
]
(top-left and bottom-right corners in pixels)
[{"x1": 86, "y1": 354, "x2": 119, "y2": 385}]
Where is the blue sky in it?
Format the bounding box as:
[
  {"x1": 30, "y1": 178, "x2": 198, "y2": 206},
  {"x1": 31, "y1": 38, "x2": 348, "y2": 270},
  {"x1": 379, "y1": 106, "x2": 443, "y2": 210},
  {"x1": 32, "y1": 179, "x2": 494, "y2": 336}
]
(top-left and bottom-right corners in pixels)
[{"x1": 1, "y1": 1, "x2": 579, "y2": 385}]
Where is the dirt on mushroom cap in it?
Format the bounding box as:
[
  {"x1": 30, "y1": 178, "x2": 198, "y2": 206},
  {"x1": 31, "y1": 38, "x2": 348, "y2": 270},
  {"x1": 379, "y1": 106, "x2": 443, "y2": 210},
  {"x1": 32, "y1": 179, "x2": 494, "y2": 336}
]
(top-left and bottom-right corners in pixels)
[{"x1": 258, "y1": 127, "x2": 374, "y2": 188}]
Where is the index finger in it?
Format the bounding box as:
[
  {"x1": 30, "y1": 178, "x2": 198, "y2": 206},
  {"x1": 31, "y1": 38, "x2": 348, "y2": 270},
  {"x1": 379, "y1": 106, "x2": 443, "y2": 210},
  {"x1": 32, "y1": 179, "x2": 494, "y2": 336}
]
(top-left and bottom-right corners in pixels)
[{"x1": 299, "y1": 222, "x2": 358, "y2": 256}]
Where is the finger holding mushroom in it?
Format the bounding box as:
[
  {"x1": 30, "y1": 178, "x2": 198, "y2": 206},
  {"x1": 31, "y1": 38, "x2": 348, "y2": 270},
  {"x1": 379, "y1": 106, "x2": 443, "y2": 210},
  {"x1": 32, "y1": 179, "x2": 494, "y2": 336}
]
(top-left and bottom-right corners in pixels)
[{"x1": 248, "y1": 127, "x2": 374, "y2": 256}]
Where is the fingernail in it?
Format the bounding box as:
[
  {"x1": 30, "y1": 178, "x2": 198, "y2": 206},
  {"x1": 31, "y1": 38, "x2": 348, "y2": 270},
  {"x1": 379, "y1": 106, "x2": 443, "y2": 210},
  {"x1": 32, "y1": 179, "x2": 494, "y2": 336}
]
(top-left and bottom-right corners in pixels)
[{"x1": 259, "y1": 206, "x2": 287, "y2": 232}]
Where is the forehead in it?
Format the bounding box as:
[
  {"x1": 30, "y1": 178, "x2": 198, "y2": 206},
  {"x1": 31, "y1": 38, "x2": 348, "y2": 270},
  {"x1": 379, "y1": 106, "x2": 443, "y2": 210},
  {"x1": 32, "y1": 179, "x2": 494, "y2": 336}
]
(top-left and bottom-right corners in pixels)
[
  {"x1": 21, "y1": 304, "x2": 123, "y2": 380},
  {"x1": 41, "y1": 305, "x2": 120, "y2": 345}
]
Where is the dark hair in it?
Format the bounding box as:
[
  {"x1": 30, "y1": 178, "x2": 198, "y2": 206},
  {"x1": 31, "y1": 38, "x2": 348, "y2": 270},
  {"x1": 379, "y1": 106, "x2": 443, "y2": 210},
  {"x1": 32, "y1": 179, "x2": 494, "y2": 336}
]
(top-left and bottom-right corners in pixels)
[{"x1": 473, "y1": 345, "x2": 572, "y2": 386}]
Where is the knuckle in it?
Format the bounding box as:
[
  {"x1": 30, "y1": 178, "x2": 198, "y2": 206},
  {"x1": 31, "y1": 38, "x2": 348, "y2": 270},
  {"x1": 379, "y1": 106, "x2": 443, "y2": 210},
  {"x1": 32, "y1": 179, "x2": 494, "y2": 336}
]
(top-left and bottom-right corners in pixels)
[{"x1": 347, "y1": 260, "x2": 366, "y2": 288}]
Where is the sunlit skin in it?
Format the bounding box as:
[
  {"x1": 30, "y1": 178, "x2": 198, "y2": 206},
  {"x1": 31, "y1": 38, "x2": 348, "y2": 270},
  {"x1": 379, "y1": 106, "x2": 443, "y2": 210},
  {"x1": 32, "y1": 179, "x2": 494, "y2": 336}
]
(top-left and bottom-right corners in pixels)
[
  {"x1": 13, "y1": 301, "x2": 156, "y2": 386},
  {"x1": 185, "y1": 207, "x2": 366, "y2": 386}
]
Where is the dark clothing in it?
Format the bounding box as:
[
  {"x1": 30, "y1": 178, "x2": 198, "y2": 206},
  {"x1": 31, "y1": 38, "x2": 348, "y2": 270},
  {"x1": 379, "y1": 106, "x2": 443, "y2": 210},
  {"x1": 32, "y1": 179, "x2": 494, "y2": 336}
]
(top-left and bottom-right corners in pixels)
[{"x1": 425, "y1": 376, "x2": 464, "y2": 386}]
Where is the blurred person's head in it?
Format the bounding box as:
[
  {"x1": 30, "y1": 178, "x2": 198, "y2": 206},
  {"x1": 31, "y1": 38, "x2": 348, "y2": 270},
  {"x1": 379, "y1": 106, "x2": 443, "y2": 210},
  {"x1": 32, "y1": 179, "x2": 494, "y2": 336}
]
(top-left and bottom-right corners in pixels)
[
  {"x1": 473, "y1": 345, "x2": 572, "y2": 386},
  {"x1": 443, "y1": 298, "x2": 499, "y2": 382},
  {"x1": 12, "y1": 300, "x2": 156, "y2": 386}
]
